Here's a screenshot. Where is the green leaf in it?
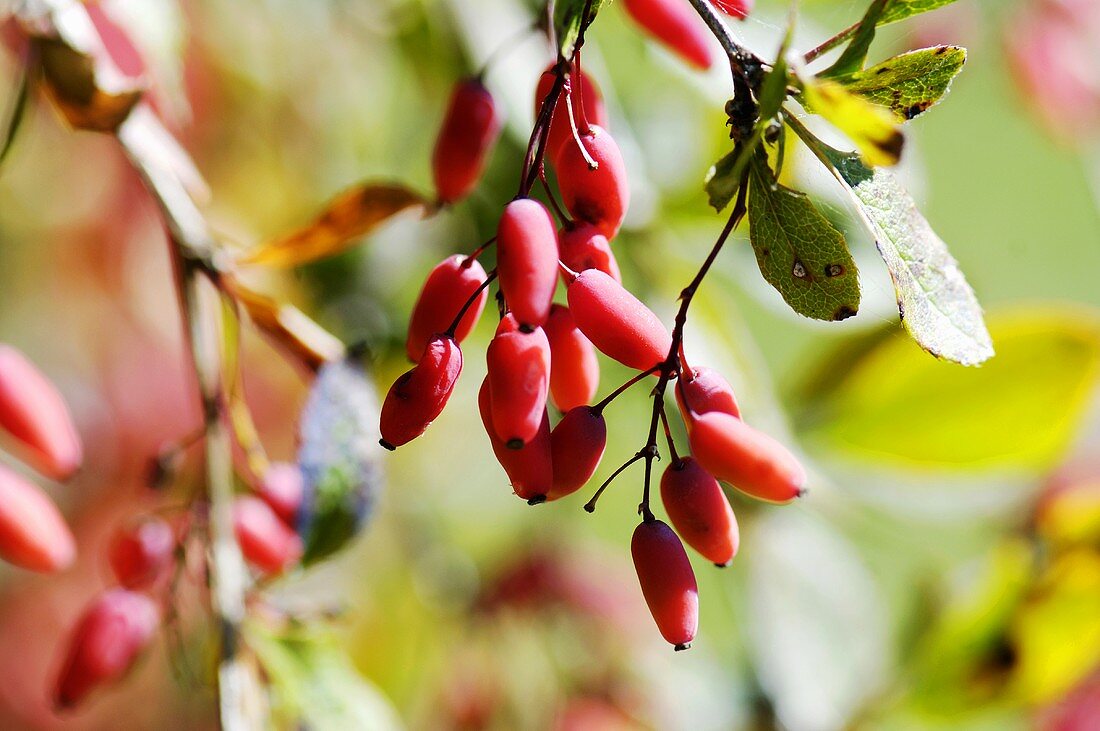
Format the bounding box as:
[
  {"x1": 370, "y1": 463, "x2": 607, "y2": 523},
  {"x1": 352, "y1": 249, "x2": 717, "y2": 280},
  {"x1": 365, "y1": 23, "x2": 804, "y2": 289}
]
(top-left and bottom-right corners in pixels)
[
  {"x1": 747, "y1": 156, "x2": 860, "y2": 321},
  {"x1": 821, "y1": 0, "x2": 888, "y2": 78},
  {"x1": 297, "y1": 357, "x2": 384, "y2": 565},
  {"x1": 555, "y1": 0, "x2": 606, "y2": 59},
  {"x1": 800, "y1": 310, "x2": 1100, "y2": 469},
  {"x1": 800, "y1": 77, "x2": 904, "y2": 166},
  {"x1": 881, "y1": 0, "x2": 959, "y2": 25},
  {"x1": 833, "y1": 46, "x2": 967, "y2": 121}
]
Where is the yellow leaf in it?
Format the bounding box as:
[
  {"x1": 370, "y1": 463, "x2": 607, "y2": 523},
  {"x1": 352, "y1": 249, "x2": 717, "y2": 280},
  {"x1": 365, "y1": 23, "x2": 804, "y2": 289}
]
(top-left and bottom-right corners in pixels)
[
  {"x1": 232, "y1": 284, "x2": 345, "y2": 371},
  {"x1": 801, "y1": 79, "x2": 905, "y2": 167},
  {"x1": 36, "y1": 37, "x2": 144, "y2": 132}
]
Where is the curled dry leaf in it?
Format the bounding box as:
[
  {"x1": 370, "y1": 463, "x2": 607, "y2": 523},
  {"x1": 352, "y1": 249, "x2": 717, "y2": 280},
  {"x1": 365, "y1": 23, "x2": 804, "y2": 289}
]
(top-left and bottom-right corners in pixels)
[{"x1": 232, "y1": 284, "x2": 345, "y2": 372}]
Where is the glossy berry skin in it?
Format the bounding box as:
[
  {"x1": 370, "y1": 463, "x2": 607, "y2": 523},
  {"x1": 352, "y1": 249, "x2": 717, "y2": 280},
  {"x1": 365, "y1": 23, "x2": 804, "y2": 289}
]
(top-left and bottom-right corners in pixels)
[
  {"x1": 688, "y1": 412, "x2": 806, "y2": 504},
  {"x1": 380, "y1": 335, "x2": 463, "y2": 450},
  {"x1": 660, "y1": 457, "x2": 739, "y2": 567},
  {"x1": 497, "y1": 199, "x2": 559, "y2": 329},
  {"x1": 487, "y1": 318, "x2": 551, "y2": 448},
  {"x1": 556, "y1": 125, "x2": 630, "y2": 239},
  {"x1": 534, "y1": 62, "x2": 609, "y2": 165},
  {"x1": 108, "y1": 517, "x2": 175, "y2": 589},
  {"x1": 545, "y1": 305, "x2": 599, "y2": 412},
  {"x1": 0, "y1": 345, "x2": 83, "y2": 480},
  {"x1": 549, "y1": 406, "x2": 607, "y2": 500},
  {"x1": 712, "y1": 0, "x2": 753, "y2": 18},
  {"x1": 0, "y1": 463, "x2": 75, "y2": 573},
  {"x1": 432, "y1": 78, "x2": 503, "y2": 204},
  {"x1": 406, "y1": 255, "x2": 489, "y2": 362},
  {"x1": 631, "y1": 519, "x2": 698, "y2": 649},
  {"x1": 676, "y1": 366, "x2": 741, "y2": 421},
  {"x1": 478, "y1": 378, "x2": 553, "y2": 502},
  {"x1": 567, "y1": 269, "x2": 672, "y2": 371},
  {"x1": 558, "y1": 224, "x2": 621, "y2": 284},
  {"x1": 53, "y1": 589, "x2": 160, "y2": 709},
  {"x1": 233, "y1": 496, "x2": 303, "y2": 575},
  {"x1": 622, "y1": 0, "x2": 716, "y2": 70},
  {"x1": 256, "y1": 462, "x2": 304, "y2": 525}
]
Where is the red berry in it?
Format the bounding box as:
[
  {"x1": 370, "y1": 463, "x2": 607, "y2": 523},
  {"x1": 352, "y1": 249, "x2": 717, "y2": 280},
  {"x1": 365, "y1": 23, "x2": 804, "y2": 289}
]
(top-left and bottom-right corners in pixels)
[
  {"x1": 545, "y1": 304, "x2": 600, "y2": 412},
  {"x1": 712, "y1": 0, "x2": 753, "y2": 19},
  {"x1": 53, "y1": 589, "x2": 160, "y2": 709},
  {"x1": 255, "y1": 462, "x2": 304, "y2": 525},
  {"x1": 621, "y1": 0, "x2": 716, "y2": 70},
  {"x1": 631, "y1": 519, "x2": 698, "y2": 649},
  {"x1": 406, "y1": 255, "x2": 489, "y2": 361},
  {"x1": 487, "y1": 317, "x2": 551, "y2": 448},
  {"x1": 534, "y1": 62, "x2": 609, "y2": 164},
  {"x1": 676, "y1": 366, "x2": 741, "y2": 421},
  {"x1": 558, "y1": 224, "x2": 622, "y2": 283},
  {"x1": 478, "y1": 378, "x2": 553, "y2": 502},
  {"x1": 233, "y1": 496, "x2": 303, "y2": 575},
  {"x1": 432, "y1": 78, "x2": 503, "y2": 204},
  {"x1": 380, "y1": 335, "x2": 463, "y2": 449},
  {"x1": 108, "y1": 517, "x2": 175, "y2": 589},
  {"x1": 497, "y1": 198, "x2": 559, "y2": 329},
  {"x1": 660, "y1": 457, "x2": 739, "y2": 567},
  {"x1": 0, "y1": 463, "x2": 75, "y2": 573},
  {"x1": 549, "y1": 406, "x2": 607, "y2": 500},
  {"x1": 688, "y1": 412, "x2": 806, "y2": 503},
  {"x1": 556, "y1": 125, "x2": 630, "y2": 239},
  {"x1": 566, "y1": 269, "x2": 671, "y2": 371},
  {"x1": 0, "y1": 345, "x2": 83, "y2": 480}
]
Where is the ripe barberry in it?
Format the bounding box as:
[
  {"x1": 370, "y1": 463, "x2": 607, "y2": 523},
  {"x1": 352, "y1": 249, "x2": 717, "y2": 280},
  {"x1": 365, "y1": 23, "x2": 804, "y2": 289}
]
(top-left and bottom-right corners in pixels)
[
  {"x1": 549, "y1": 406, "x2": 607, "y2": 500},
  {"x1": 0, "y1": 463, "x2": 75, "y2": 573},
  {"x1": 631, "y1": 519, "x2": 698, "y2": 649},
  {"x1": 712, "y1": 0, "x2": 753, "y2": 19},
  {"x1": 566, "y1": 269, "x2": 672, "y2": 371},
  {"x1": 233, "y1": 496, "x2": 303, "y2": 575},
  {"x1": 496, "y1": 198, "x2": 559, "y2": 329},
  {"x1": 487, "y1": 316, "x2": 551, "y2": 448},
  {"x1": 556, "y1": 125, "x2": 630, "y2": 238},
  {"x1": 660, "y1": 457, "x2": 739, "y2": 567},
  {"x1": 432, "y1": 78, "x2": 503, "y2": 204},
  {"x1": 406, "y1": 255, "x2": 489, "y2": 362},
  {"x1": 478, "y1": 378, "x2": 553, "y2": 503},
  {"x1": 108, "y1": 516, "x2": 176, "y2": 589},
  {"x1": 380, "y1": 334, "x2": 463, "y2": 449},
  {"x1": 688, "y1": 412, "x2": 806, "y2": 503},
  {"x1": 255, "y1": 462, "x2": 304, "y2": 525},
  {"x1": 676, "y1": 365, "x2": 741, "y2": 422},
  {"x1": 534, "y1": 62, "x2": 609, "y2": 164},
  {"x1": 621, "y1": 0, "x2": 716, "y2": 70},
  {"x1": 558, "y1": 224, "x2": 622, "y2": 284},
  {"x1": 545, "y1": 304, "x2": 600, "y2": 412}
]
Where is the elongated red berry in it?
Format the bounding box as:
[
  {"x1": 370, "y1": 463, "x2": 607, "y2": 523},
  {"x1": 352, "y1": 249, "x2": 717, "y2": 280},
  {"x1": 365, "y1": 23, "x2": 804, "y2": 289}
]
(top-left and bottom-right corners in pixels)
[
  {"x1": 406, "y1": 255, "x2": 489, "y2": 361},
  {"x1": 545, "y1": 305, "x2": 599, "y2": 412},
  {"x1": 712, "y1": 0, "x2": 753, "y2": 19},
  {"x1": 255, "y1": 462, "x2": 303, "y2": 525},
  {"x1": 549, "y1": 406, "x2": 607, "y2": 500},
  {"x1": 688, "y1": 412, "x2": 805, "y2": 503},
  {"x1": 108, "y1": 517, "x2": 175, "y2": 589},
  {"x1": 497, "y1": 199, "x2": 559, "y2": 328},
  {"x1": 534, "y1": 62, "x2": 609, "y2": 164},
  {"x1": 53, "y1": 589, "x2": 160, "y2": 709},
  {"x1": 0, "y1": 345, "x2": 83, "y2": 480},
  {"x1": 478, "y1": 378, "x2": 552, "y2": 503},
  {"x1": 676, "y1": 366, "x2": 741, "y2": 421},
  {"x1": 233, "y1": 496, "x2": 303, "y2": 575},
  {"x1": 556, "y1": 125, "x2": 630, "y2": 239},
  {"x1": 0, "y1": 463, "x2": 75, "y2": 572},
  {"x1": 631, "y1": 519, "x2": 698, "y2": 649},
  {"x1": 558, "y1": 224, "x2": 621, "y2": 283},
  {"x1": 566, "y1": 269, "x2": 671, "y2": 371},
  {"x1": 380, "y1": 335, "x2": 463, "y2": 449},
  {"x1": 487, "y1": 318, "x2": 551, "y2": 448},
  {"x1": 432, "y1": 78, "x2": 503, "y2": 204},
  {"x1": 622, "y1": 0, "x2": 716, "y2": 70},
  {"x1": 660, "y1": 457, "x2": 739, "y2": 567}
]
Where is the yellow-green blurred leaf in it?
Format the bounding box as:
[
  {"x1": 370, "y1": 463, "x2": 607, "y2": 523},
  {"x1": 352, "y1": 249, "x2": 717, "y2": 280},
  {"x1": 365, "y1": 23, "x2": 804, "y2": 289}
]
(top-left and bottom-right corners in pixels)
[
  {"x1": 1036, "y1": 481, "x2": 1100, "y2": 549},
  {"x1": 800, "y1": 78, "x2": 904, "y2": 166}
]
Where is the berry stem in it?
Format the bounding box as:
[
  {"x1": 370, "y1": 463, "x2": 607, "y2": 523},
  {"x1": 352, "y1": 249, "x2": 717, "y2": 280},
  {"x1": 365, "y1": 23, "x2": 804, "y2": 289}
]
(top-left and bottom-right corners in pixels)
[
  {"x1": 465, "y1": 236, "x2": 496, "y2": 261},
  {"x1": 538, "y1": 170, "x2": 572, "y2": 225},
  {"x1": 803, "y1": 22, "x2": 860, "y2": 64},
  {"x1": 593, "y1": 365, "x2": 662, "y2": 415},
  {"x1": 659, "y1": 403, "x2": 681, "y2": 466},
  {"x1": 583, "y1": 451, "x2": 645, "y2": 513},
  {"x1": 684, "y1": 0, "x2": 764, "y2": 83},
  {"x1": 444, "y1": 268, "x2": 498, "y2": 337}
]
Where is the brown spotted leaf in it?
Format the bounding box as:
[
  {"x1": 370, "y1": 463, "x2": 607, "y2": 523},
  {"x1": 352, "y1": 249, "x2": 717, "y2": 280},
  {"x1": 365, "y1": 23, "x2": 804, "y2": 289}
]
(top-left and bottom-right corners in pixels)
[
  {"x1": 832, "y1": 46, "x2": 967, "y2": 122},
  {"x1": 241, "y1": 183, "x2": 428, "y2": 268},
  {"x1": 747, "y1": 157, "x2": 860, "y2": 322}
]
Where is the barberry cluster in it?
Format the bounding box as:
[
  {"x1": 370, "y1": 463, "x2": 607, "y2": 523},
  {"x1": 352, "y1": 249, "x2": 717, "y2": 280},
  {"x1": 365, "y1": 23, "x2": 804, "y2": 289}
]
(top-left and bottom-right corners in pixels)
[{"x1": 379, "y1": 2, "x2": 805, "y2": 650}]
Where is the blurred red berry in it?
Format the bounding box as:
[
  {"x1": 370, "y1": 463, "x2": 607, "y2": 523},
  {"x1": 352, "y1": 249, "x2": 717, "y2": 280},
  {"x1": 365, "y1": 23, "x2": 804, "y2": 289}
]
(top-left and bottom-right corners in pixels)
[
  {"x1": 0, "y1": 463, "x2": 75, "y2": 573},
  {"x1": 233, "y1": 496, "x2": 303, "y2": 575},
  {"x1": 688, "y1": 412, "x2": 806, "y2": 503},
  {"x1": 380, "y1": 335, "x2": 463, "y2": 450},
  {"x1": 545, "y1": 304, "x2": 600, "y2": 412},
  {"x1": 566, "y1": 269, "x2": 671, "y2": 371},
  {"x1": 496, "y1": 198, "x2": 560, "y2": 329},
  {"x1": 631, "y1": 519, "x2": 698, "y2": 649},
  {"x1": 406, "y1": 255, "x2": 489, "y2": 362},
  {"x1": 535, "y1": 62, "x2": 609, "y2": 164},
  {"x1": 255, "y1": 462, "x2": 304, "y2": 525},
  {"x1": 622, "y1": 0, "x2": 716, "y2": 70},
  {"x1": 660, "y1": 457, "x2": 739, "y2": 566},
  {"x1": 556, "y1": 125, "x2": 630, "y2": 238},
  {"x1": 711, "y1": 0, "x2": 753, "y2": 19},
  {"x1": 432, "y1": 78, "x2": 504, "y2": 204},
  {"x1": 108, "y1": 516, "x2": 175, "y2": 589}
]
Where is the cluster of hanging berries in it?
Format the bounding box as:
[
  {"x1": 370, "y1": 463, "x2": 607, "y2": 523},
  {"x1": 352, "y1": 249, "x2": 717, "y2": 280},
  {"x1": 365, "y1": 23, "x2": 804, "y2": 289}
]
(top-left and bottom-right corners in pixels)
[{"x1": 380, "y1": 0, "x2": 805, "y2": 652}]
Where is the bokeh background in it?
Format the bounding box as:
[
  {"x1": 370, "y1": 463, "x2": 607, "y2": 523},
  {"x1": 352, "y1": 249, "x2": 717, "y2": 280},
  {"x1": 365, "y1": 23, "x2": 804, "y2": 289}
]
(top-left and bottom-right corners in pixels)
[{"x1": 1, "y1": 0, "x2": 1099, "y2": 728}]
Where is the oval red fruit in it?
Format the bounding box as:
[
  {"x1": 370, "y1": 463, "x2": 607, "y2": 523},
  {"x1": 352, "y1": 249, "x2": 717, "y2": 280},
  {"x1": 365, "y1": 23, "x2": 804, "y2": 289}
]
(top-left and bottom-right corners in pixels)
[
  {"x1": 380, "y1": 335, "x2": 463, "y2": 450},
  {"x1": 676, "y1": 366, "x2": 741, "y2": 421},
  {"x1": 545, "y1": 305, "x2": 600, "y2": 412},
  {"x1": 497, "y1": 198, "x2": 559, "y2": 329},
  {"x1": 478, "y1": 378, "x2": 553, "y2": 503},
  {"x1": 660, "y1": 457, "x2": 739, "y2": 566},
  {"x1": 0, "y1": 463, "x2": 75, "y2": 573},
  {"x1": 566, "y1": 269, "x2": 671, "y2": 371},
  {"x1": 712, "y1": 0, "x2": 753, "y2": 19},
  {"x1": 406, "y1": 255, "x2": 488, "y2": 361},
  {"x1": 688, "y1": 412, "x2": 806, "y2": 503},
  {"x1": 556, "y1": 125, "x2": 630, "y2": 239},
  {"x1": 549, "y1": 406, "x2": 607, "y2": 500},
  {"x1": 631, "y1": 519, "x2": 698, "y2": 649},
  {"x1": 558, "y1": 224, "x2": 621, "y2": 284},
  {"x1": 432, "y1": 78, "x2": 503, "y2": 204},
  {"x1": 622, "y1": 0, "x2": 716, "y2": 70},
  {"x1": 0, "y1": 345, "x2": 83, "y2": 480},
  {"x1": 233, "y1": 496, "x2": 303, "y2": 575},
  {"x1": 53, "y1": 589, "x2": 160, "y2": 709},
  {"x1": 534, "y1": 62, "x2": 609, "y2": 164},
  {"x1": 256, "y1": 462, "x2": 304, "y2": 525},
  {"x1": 487, "y1": 321, "x2": 551, "y2": 448},
  {"x1": 108, "y1": 516, "x2": 175, "y2": 589}
]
